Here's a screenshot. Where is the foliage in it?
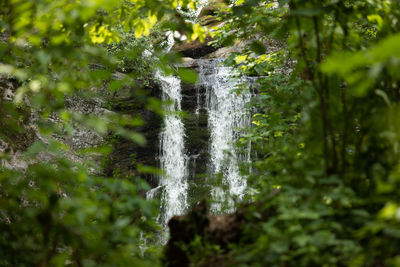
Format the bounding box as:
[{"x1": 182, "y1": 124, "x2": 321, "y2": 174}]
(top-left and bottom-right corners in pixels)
[
  {"x1": 0, "y1": 0, "x2": 206, "y2": 266},
  {"x1": 203, "y1": 0, "x2": 400, "y2": 266}
]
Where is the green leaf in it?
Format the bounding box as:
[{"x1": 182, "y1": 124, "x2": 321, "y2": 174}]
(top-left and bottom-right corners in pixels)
[{"x1": 177, "y1": 68, "x2": 198, "y2": 83}]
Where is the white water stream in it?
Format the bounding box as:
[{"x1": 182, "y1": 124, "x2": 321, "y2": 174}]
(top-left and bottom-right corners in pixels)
[
  {"x1": 197, "y1": 59, "x2": 251, "y2": 213},
  {"x1": 156, "y1": 73, "x2": 189, "y2": 227}
]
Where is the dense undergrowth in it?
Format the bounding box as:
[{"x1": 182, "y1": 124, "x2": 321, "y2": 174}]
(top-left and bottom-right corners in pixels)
[{"x1": 196, "y1": 1, "x2": 400, "y2": 266}]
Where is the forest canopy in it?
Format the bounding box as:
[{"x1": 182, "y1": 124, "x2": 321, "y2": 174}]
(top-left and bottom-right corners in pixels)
[{"x1": 1, "y1": 0, "x2": 400, "y2": 266}]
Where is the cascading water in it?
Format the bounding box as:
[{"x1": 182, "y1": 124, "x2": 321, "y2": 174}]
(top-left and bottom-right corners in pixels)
[
  {"x1": 196, "y1": 59, "x2": 251, "y2": 213},
  {"x1": 148, "y1": 1, "x2": 251, "y2": 232},
  {"x1": 156, "y1": 73, "x2": 188, "y2": 227},
  {"x1": 150, "y1": 58, "x2": 251, "y2": 234}
]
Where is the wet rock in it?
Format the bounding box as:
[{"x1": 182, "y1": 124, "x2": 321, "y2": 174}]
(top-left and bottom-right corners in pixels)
[
  {"x1": 180, "y1": 57, "x2": 197, "y2": 68},
  {"x1": 103, "y1": 81, "x2": 162, "y2": 186}
]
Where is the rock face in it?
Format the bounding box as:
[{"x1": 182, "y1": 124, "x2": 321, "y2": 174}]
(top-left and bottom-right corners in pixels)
[
  {"x1": 63, "y1": 96, "x2": 106, "y2": 150},
  {"x1": 0, "y1": 72, "x2": 162, "y2": 182},
  {"x1": 0, "y1": 77, "x2": 36, "y2": 170},
  {"x1": 181, "y1": 80, "x2": 209, "y2": 177},
  {"x1": 103, "y1": 79, "x2": 162, "y2": 187}
]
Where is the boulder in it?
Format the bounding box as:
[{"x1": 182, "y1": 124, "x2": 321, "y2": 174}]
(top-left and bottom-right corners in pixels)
[{"x1": 173, "y1": 35, "x2": 217, "y2": 59}]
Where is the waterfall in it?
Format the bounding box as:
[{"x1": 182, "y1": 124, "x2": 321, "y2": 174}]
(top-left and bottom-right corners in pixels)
[
  {"x1": 196, "y1": 59, "x2": 251, "y2": 213},
  {"x1": 150, "y1": 58, "x2": 251, "y2": 231},
  {"x1": 143, "y1": 0, "x2": 253, "y2": 246},
  {"x1": 157, "y1": 73, "x2": 188, "y2": 226}
]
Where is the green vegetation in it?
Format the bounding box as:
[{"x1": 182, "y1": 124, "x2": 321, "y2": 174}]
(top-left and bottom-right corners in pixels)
[
  {"x1": 1, "y1": 0, "x2": 400, "y2": 266},
  {"x1": 207, "y1": 1, "x2": 400, "y2": 266},
  {"x1": 0, "y1": 0, "x2": 203, "y2": 265}
]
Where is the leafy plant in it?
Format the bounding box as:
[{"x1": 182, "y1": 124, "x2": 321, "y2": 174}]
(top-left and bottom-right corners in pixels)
[
  {"x1": 203, "y1": 0, "x2": 400, "y2": 266},
  {"x1": 0, "y1": 0, "x2": 205, "y2": 265}
]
